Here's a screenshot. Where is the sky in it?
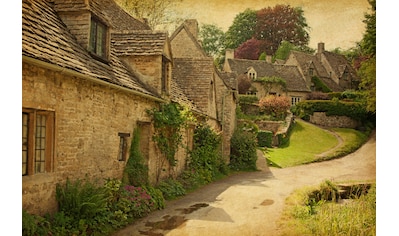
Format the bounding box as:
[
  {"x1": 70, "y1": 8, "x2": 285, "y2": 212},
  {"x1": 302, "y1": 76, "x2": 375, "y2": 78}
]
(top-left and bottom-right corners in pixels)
[{"x1": 174, "y1": 0, "x2": 371, "y2": 51}]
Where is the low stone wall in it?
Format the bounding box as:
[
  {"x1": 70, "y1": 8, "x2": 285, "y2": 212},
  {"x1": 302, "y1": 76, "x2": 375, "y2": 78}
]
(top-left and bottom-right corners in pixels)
[{"x1": 310, "y1": 112, "x2": 359, "y2": 128}]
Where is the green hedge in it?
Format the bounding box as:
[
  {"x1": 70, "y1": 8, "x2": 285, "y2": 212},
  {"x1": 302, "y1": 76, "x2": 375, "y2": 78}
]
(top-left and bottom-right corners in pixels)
[
  {"x1": 295, "y1": 100, "x2": 368, "y2": 121},
  {"x1": 257, "y1": 130, "x2": 273, "y2": 147}
]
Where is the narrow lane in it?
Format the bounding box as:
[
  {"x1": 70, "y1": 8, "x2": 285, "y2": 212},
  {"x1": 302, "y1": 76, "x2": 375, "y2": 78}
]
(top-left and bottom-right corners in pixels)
[{"x1": 113, "y1": 130, "x2": 376, "y2": 236}]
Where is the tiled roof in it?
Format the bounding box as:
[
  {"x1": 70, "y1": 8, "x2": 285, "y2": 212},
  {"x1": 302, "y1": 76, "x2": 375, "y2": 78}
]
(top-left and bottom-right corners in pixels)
[
  {"x1": 23, "y1": 0, "x2": 158, "y2": 98},
  {"x1": 290, "y1": 51, "x2": 329, "y2": 78},
  {"x1": 53, "y1": 0, "x2": 150, "y2": 31},
  {"x1": 273, "y1": 65, "x2": 311, "y2": 92},
  {"x1": 226, "y1": 59, "x2": 310, "y2": 92},
  {"x1": 112, "y1": 31, "x2": 168, "y2": 56},
  {"x1": 170, "y1": 80, "x2": 201, "y2": 113},
  {"x1": 321, "y1": 51, "x2": 359, "y2": 81}
]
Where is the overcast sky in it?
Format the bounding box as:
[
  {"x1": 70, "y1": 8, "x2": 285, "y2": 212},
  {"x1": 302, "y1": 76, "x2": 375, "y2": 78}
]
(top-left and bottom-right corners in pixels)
[{"x1": 175, "y1": 0, "x2": 371, "y2": 51}]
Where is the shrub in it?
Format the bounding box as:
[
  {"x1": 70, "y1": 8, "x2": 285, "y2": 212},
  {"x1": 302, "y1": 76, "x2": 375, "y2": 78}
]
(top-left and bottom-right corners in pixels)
[
  {"x1": 123, "y1": 185, "x2": 153, "y2": 218},
  {"x1": 22, "y1": 210, "x2": 50, "y2": 236},
  {"x1": 259, "y1": 95, "x2": 290, "y2": 119},
  {"x1": 143, "y1": 186, "x2": 165, "y2": 210},
  {"x1": 229, "y1": 125, "x2": 258, "y2": 171},
  {"x1": 156, "y1": 178, "x2": 186, "y2": 200},
  {"x1": 188, "y1": 124, "x2": 227, "y2": 183},
  {"x1": 123, "y1": 127, "x2": 148, "y2": 186},
  {"x1": 257, "y1": 130, "x2": 273, "y2": 147}
]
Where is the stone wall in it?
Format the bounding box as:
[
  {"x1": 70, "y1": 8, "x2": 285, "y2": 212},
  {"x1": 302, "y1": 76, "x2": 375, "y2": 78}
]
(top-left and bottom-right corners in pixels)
[
  {"x1": 310, "y1": 112, "x2": 359, "y2": 128},
  {"x1": 22, "y1": 62, "x2": 190, "y2": 215},
  {"x1": 171, "y1": 31, "x2": 204, "y2": 58}
]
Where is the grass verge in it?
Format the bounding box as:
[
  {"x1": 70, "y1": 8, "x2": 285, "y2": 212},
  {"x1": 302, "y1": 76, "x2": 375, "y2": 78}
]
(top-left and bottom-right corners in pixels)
[{"x1": 277, "y1": 180, "x2": 376, "y2": 236}]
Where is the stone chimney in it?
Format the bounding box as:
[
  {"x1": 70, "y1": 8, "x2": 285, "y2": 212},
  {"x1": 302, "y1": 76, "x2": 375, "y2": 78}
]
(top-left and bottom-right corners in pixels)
[
  {"x1": 184, "y1": 19, "x2": 199, "y2": 39},
  {"x1": 225, "y1": 49, "x2": 235, "y2": 60},
  {"x1": 318, "y1": 42, "x2": 325, "y2": 54},
  {"x1": 266, "y1": 55, "x2": 272, "y2": 63}
]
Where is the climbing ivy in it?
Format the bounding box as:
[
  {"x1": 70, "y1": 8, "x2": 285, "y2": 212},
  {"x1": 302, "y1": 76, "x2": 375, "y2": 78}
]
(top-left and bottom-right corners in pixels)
[
  {"x1": 254, "y1": 76, "x2": 287, "y2": 89},
  {"x1": 146, "y1": 103, "x2": 192, "y2": 166}
]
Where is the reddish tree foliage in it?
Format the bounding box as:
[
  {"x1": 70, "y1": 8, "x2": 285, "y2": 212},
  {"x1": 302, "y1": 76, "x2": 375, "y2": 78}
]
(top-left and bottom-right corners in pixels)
[
  {"x1": 234, "y1": 38, "x2": 262, "y2": 60},
  {"x1": 254, "y1": 5, "x2": 309, "y2": 55},
  {"x1": 258, "y1": 95, "x2": 291, "y2": 118}
]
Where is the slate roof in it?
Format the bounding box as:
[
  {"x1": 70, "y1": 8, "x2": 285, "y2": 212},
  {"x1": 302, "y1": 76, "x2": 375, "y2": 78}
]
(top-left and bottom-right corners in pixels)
[
  {"x1": 226, "y1": 59, "x2": 310, "y2": 92},
  {"x1": 112, "y1": 31, "x2": 169, "y2": 56},
  {"x1": 289, "y1": 51, "x2": 329, "y2": 78},
  {"x1": 23, "y1": 0, "x2": 159, "y2": 98},
  {"x1": 321, "y1": 51, "x2": 359, "y2": 81},
  {"x1": 53, "y1": 0, "x2": 151, "y2": 31}
]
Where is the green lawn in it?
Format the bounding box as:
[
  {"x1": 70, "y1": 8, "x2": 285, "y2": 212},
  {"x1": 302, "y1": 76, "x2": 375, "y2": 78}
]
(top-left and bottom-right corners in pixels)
[
  {"x1": 265, "y1": 120, "x2": 338, "y2": 168},
  {"x1": 265, "y1": 120, "x2": 370, "y2": 168}
]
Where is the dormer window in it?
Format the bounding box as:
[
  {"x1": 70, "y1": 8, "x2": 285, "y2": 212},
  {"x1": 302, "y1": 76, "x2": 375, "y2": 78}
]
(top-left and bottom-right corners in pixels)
[
  {"x1": 309, "y1": 67, "x2": 314, "y2": 76},
  {"x1": 89, "y1": 17, "x2": 108, "y2": 61}
]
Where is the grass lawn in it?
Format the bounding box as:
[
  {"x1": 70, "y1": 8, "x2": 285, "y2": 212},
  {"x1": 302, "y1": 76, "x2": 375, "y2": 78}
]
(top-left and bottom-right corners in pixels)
[{"x1": 265, "y1": 120, "x2": 338, "y2": 168}]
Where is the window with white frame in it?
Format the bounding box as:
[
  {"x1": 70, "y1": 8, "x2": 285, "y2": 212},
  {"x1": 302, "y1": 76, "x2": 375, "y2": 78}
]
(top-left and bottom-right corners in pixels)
[{"x1": 291, "y1": 97, "x2": 301, "y2": 106}]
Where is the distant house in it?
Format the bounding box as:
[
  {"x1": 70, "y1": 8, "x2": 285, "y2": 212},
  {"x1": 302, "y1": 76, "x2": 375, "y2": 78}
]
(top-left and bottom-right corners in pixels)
[
  {"x1": 223, "y1": 49, "x2": 310, "y2": 106},
  {"x1": 22, "y1": 0, "x2": 210, "y2": 216},
  {"x1": 285, "y1": 42, "x2": 360, "y2": 92},
  {"x1": 170, "y1": 19, "x2": 238, "y2": 158}
]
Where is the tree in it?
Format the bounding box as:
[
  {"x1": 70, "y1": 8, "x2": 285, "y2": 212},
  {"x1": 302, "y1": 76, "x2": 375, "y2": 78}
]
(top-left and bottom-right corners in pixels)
[
  {"x1": 237, "y1": 74, "x2": 252, "y2": 94},
  {"x1": 255, "y1": 5, "x2": 310, "y2": 55},
  {"x1": 258, "y1": 95, "x2": 291, "y2": 119},
  {"x1": 234, "y1": 38, "x2": 262, "y2": 60},
  {"x1": 360, "y1": 0, "x2": 376, "y2": 57},
  {"x1": 115, "y1": 0, "x2": 182, "y2": 30},
  {"x1": 357, "y1": 0, "x2": 376, "y2": 114},
  {"x1": 199, "y1": 23, "x2": 226, "y2": 58},
  {"x1": 224, "y1": 9, "x2": 257, "y2": 50}
]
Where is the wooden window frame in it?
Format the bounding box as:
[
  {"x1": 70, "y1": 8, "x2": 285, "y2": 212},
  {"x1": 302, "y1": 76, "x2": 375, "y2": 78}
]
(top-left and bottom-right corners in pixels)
[
  {"x1": 89, "y1": 17, "x2": 109, "y2": 62},
  {"x1": 22, "y1": 108, "x2": 54, "y2": 176},
  {"x1": 118, "y1": 132, "x2": 130, "y2": 161}
]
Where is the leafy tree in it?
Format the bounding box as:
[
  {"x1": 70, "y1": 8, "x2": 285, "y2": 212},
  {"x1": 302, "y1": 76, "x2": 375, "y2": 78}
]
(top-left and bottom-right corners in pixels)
[
  {"x1": 199, "y1": 23, "x2": 226, "y2": 58},
  {"x1": 235, "y1": 38, "x2": 262, "y2": 60},
  {"x1": 358, "y1": 56, "x2": 376, "y2": 113},
  {"x1": 115, "y1": 0, "x2": 182, "y2": 29},
  {"x1": 360, "y1": 0, "x2": 376, "y2": 57},
  {"x1": 357, "y1": 0, "x2": 376, "y2": 114},
  {"x1": 224, "y1": 9, "x2": 257, "y2": 50},
  {"x1": 254, "y1": 5, "x2": 310, "y2": 55}
]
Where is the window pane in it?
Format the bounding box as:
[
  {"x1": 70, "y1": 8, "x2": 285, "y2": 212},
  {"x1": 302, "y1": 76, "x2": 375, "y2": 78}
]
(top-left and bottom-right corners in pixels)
[
  {"x1": 35, "y1": 114, "x2": 46, "y2": 173},
  {"x1": 89, "y1": 20, "x2": 97, "y2": 52},
  {"x1": 97, "y1": 24, "x2": 105, "y2": 57}
]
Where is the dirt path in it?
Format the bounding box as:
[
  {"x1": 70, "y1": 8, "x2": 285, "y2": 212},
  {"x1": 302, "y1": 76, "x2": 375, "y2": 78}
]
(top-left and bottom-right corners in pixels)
[{"x1": 112, "y1": 130, "x2": 376, "y2": 236}]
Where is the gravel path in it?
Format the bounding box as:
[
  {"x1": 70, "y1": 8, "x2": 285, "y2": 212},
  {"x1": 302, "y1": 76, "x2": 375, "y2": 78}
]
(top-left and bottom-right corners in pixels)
[{"x1": 112, "y1": 129, "x2": 376, "y2": 236}]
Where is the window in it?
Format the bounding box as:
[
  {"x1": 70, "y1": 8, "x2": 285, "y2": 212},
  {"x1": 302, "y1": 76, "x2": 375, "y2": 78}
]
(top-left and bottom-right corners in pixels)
[
  {"x1": 22, "y1": 109, "x2": 54, "y2": 176},
  {"x1": 309, "y1": 67, "x2": 314, "y2": 76},
  {"x1": 118, "y1": 133, "x2": 130, "y2": 161},
  {"x1": 291, "y1": 97, "x2": 301, "y2": 106},
  {"x1": 89, "y1": 17, "x2": 107, "y2": 60}
]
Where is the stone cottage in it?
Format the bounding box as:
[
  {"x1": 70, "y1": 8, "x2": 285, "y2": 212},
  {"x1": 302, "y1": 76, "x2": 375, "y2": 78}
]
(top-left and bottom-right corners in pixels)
[
  {"x1": 285, "y1": 42, "x2": 360, "y2": 92},
  {"x1": 223, "y1": 49, "x2": 310, "y2": 106},
  {"x1": 170, "y1": 19, "x2": 238, "y2": 159},
  {"x1": 22, "y1": 0, "x2": 213, "y2": 216}
]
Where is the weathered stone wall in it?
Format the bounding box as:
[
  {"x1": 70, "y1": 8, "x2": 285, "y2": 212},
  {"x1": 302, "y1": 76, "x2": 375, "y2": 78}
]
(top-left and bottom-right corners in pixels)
[
  {"x1": 121, "y1": 55, "x2": 162, "y2": 95},
  {"x1": 214, "y1": 74, "x2": 237, "y2": 159},
  {"x1": 310, "y1": 112, "x2": 359, "y2": 128},
  {"x1": 22, "y1": 62, "x2": 189, "y2": 215}
]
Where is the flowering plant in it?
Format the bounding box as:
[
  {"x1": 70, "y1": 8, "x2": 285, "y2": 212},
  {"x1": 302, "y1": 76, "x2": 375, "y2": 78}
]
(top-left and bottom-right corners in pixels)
[{"x1": 123, "y1": 185, "x2": 153, "y2": 217}]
